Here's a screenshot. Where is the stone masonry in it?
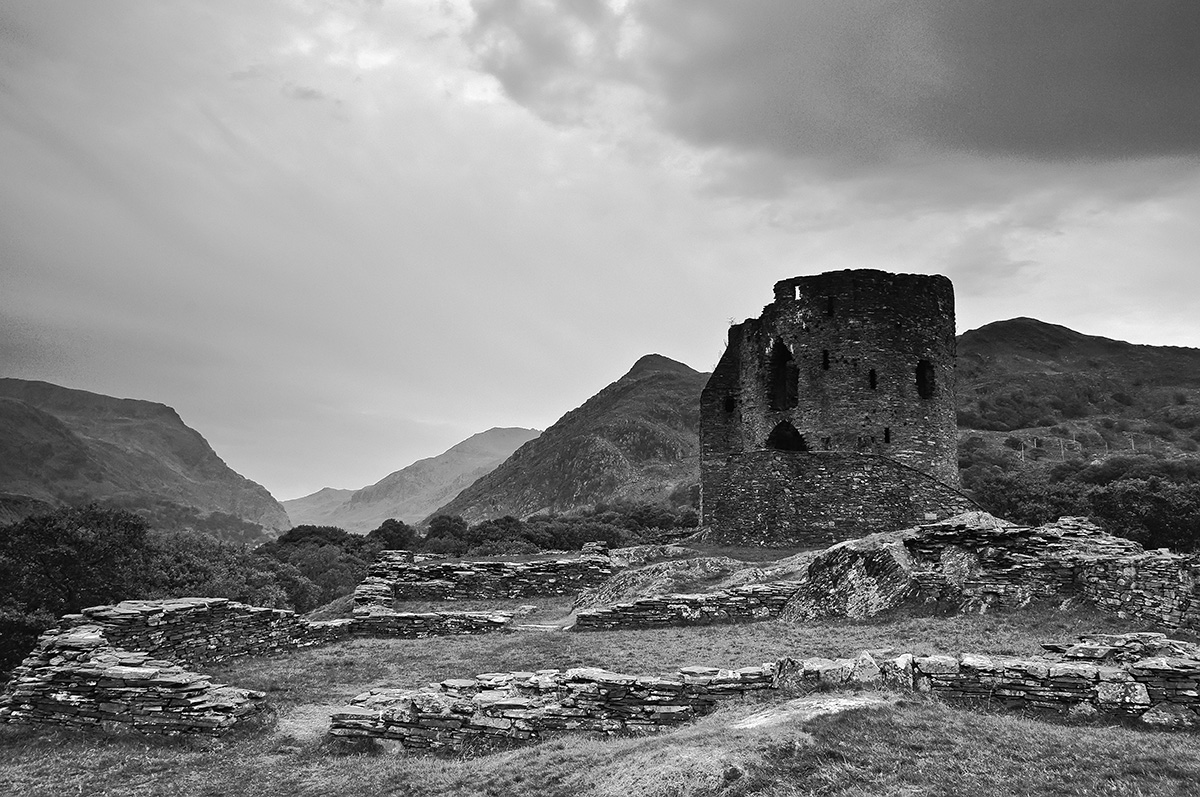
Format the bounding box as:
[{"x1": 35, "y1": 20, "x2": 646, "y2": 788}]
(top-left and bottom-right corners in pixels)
[
  {"x1": 0, "y1": 596, "x2": 514, "y2": 736},
  {"x1": 353, "y1": 551, "x2": 614, "y2": 608},
  {"x1": 701, "y1": 269, "x2": 970, "y2": 546},
  {"x1": 572, "y1": 581, "x2": 802, "y2": 630},
  {"x1": 328, "y1": 631, "x2": 1200, "y2": 753}
]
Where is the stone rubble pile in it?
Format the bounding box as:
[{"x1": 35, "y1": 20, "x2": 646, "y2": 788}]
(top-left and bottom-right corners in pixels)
[
  {"x1": 572, "y1": 581, "x2": 803, "y2": 630},
  {"x1": 353, "y1": 551, "x2": 615, "y2": 607},
  {"x1": 328, "y1": 662, "x2": 777, "y2": 751},
  {"x1": 0, "y1": 625, "x2": 265, "y2": 735}
]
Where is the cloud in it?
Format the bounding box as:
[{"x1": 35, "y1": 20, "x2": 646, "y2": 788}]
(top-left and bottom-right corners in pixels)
[{"x1": 470, "y1": 0, "x2": 1200, "y2": 166}]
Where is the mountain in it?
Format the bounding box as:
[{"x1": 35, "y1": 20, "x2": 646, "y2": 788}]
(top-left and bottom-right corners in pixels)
[
  {"x1": 282, "y1": 427, "x2": 541, "y2": 533},
  {"x1": 428, "y1": 354, "x2": 708, "y2": 524},
  {"x1": 0, "y1": 378, "x2": 289, "y2": 537},
  {"x1": 956, "y1": 318, "x2": 1200, "y2": 458}
]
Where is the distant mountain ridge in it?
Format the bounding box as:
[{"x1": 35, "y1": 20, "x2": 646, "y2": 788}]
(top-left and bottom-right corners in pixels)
[
  {"x1": 0, "y1": 378, "x2": 289, "y2": 535},
  {"x1": 428, "y1": 354, "x2": 708, "y2": 523},
  {"x1": 957, "y1": 319, "x2": 1200, "y2": 434},
  {"x1": 282, "y1": 427, "x2": 541, "y2": 532}
]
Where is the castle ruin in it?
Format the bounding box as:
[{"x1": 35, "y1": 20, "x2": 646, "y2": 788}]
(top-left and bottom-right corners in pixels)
[{"x1": 700, "y1": 269, "x2": 975, "y2": 546}]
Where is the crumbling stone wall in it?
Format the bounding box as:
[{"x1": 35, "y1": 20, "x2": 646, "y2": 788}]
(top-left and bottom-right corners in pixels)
[
  {"x1": 56, "y1": 597, "x2": 352, "y2": 668},
  {"x1": 700, "y1": 269, "x2": 964, "y2": 546},
  {"x1": 0, "y1": 625, "x2": 266, "y2": 736},
  {"x1": 354, "y1": 551, "x2": 614, "y2": 609},
  {"x1": 572, "y1": 581, "x2": 802, "y2": 630},
  {"x1": 0, "y1": 597, "x2": 514, "y2": 737},
  {"x1": 329, "y1": 632, "x2": 1200, "y2": 752},
  {"x1": 1080, "y1": 553, "x2": 1200, "y2": 630},
  {"x1": 329, "y1": 663, "x2": 778, "y2": 750}
]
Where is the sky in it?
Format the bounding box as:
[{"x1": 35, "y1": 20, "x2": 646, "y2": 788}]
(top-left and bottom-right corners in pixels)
[{"x1": 2, "y1": 1, "x2": 1199, "y2": 501}]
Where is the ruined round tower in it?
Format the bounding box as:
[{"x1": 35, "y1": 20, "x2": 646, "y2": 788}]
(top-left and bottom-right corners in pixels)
[{"x1": 700, "y1": 269, "x2": 974, "y2": 547}]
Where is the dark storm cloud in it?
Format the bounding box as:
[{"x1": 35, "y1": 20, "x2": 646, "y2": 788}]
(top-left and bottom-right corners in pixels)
[{"x1": 471, "y1": 0, "x2": 1200, "y2": 164}]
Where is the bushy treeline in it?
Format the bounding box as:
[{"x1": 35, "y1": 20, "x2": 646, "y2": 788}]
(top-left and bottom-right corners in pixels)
[
  {"x1": 961, "y1": 445, "x2": 1200, "y2": 552},
  {"x1": 420, "y1": 501, "x2": 699, "y2": 557},
  {"x1": 0, "y1": 500, "x2": 697, "y2": 673}
]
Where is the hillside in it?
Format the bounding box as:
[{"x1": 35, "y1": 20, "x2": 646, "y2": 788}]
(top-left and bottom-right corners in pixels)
[
  {"x1": 0, "y1": 378, "x2": 289, "y2": 537},
  {"x1": 282, "y1": 427, "x2": 541, "y2": 532},
  {"x1": 956, "y1": 318, "x2": 1200, "y2": 459},
  {"x1": 428, "y1": 354, "x2": 708, "y2": 523}
]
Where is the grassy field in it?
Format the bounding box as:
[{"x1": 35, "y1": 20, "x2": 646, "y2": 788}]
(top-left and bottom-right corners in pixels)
[{"x1": 3, "y1": 604, "x2": 1199, "y2": 796}]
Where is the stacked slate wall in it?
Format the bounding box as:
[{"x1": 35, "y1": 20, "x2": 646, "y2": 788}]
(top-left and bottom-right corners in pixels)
[
  {"x1": 329, "y1": 633, "x2": 1200, "y2": 752},
  {"x1": 572, "y1": 581, "x2": 802, "y2": 630},
  {"x1": 354, "y1": 552, "x2": 614, "y2": 608},
  {"x1": 329, "y1": 663, "x2": 777, "y2": 750},
  {"x1": 0, "y1": 625, "x2": 266, "y2": 736},
  {"x1": 1, "y1": 597, "x2": 514, "y2": 737},
  {"x1": 1079, "y1": 553, "x2": 1200, "y2": 630},
  {"x1": 702, "y1": 451, "x2": 977, "y2": 547}
]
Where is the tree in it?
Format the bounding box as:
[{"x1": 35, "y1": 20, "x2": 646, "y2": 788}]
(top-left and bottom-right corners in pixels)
[{"x1": 366, "y1": 518, "x2": 417, "y2": 550}]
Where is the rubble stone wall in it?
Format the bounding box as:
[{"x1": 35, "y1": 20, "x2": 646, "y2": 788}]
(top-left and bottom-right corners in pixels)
[
  {"x1": 572, "y1": 581, "x2": 803, "y2": 630},
  {"x1": 329, "y1": 663, "x2": 778, "y2": 751},
  {"x1": 0, "y1": 625, "x2": 267, "y2": 736},
  {"x1": 0, "y1": 597, "x2": 514, "y2": 737},
  {"x1": 353, "y1": 552, "x2": 615, "y2": 609},
  {"x1": 1079, "y1": 554, "x2": 1200, "y2": 630},
  {"x1": 329, "y1": 633, "x2": 1200, "y2": 752}
]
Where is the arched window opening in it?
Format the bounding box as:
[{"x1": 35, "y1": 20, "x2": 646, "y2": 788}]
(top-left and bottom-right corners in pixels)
[
  {"x1": 868, "y1": 368, "x2": 878, "y2": 390},
  {"x1": 723, "y1": 395, "x2": 736, "y2": 413},
  {"x1": 822, "y1": 350, "x2": 830, "y2": 370},
  {"x1": 766, "y1": 421, "x2": 809, "y2": 452},
  {"x1": 884, "y1": 427, "x2": 891, "y2": 444},
  {"x1": 822, "y1": 436, "x2": 831, "y2": 449},
  {"x1": 768, "y1": 340, "x2": 799, "y2": 411},
  {"x1": 916, "y1": 360, "x2": 935, "y2": 399}
]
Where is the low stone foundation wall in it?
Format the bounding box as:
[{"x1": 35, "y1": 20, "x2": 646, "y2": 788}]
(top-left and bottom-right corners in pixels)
[
  {"x1": 329, "y1": 663, "x2": 777, "y2": 750},
  {"x1": 329, "y1": 632, "x2": 1200, "y2": 752},
  {"x1": 0, "y1": 625, "x2": 266, "y2": 736},
  {"x1": 1, "y1": 597, "x2": 515, "y2": 737},
  {"x1": 572, "y1": 581, "x2": 802, "y2": 630},
  {"x1": 354, "y1": 552, "x2": 615, "y2": 609}
]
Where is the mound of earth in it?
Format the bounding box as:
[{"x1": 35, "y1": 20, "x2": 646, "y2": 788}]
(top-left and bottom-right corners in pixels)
[{"x1": 779, "y1": 511, "x2": 1144, "y2": 621}]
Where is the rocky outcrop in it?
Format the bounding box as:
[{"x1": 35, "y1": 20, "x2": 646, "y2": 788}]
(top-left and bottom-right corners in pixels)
[
  {"x1": 573, "y1": 555, "x2": 747, "y2": 610},
  {"x1": 780, "y1": 512, "x2": 1146, "y2": 621}
]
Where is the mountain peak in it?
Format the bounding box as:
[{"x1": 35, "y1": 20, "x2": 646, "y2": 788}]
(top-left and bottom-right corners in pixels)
[{"x1": 624, "y1": 354, "x2": 698, "y2": 380}]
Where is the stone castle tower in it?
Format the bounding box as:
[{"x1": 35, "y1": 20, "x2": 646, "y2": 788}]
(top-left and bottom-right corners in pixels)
[{"x1": 700, "y1": 269, "x2": 974, "y2": 547}]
